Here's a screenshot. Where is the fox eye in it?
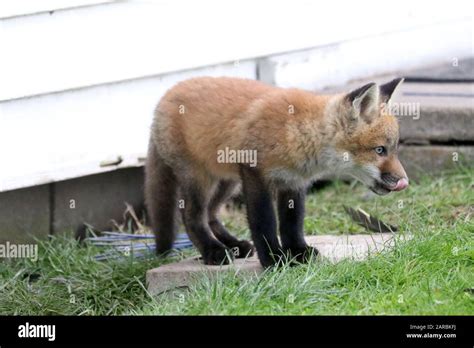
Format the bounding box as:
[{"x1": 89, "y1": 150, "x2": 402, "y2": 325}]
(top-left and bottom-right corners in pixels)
[{"x1": 374, "y1": 146, "x2": 387, "y2": 155}]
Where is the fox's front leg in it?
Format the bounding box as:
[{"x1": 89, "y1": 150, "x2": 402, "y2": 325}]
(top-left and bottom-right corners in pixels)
[
  {"x1": 277, "y1": 188, "x2": 318, "y2": 263},
  {"x1": 240, "y1": 166, "x2": 283, "y2": 268}
]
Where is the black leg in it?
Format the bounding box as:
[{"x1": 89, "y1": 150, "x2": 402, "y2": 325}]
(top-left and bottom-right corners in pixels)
[
  {"x1": 277, "y1": 188, "x2": 318, "y2": 263},
  {"x1": 180, "y1": 181, "x2": 232, "y2": 265},
  {"x1": 208, "y1": 180, "x2": 254, "y2": 258},
  {"x1": 240, "y1": 166, "x2": 282, "y2": 267}
]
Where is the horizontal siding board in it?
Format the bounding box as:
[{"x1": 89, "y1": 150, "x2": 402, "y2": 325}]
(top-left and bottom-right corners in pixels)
[
  {"x1": 1, "y1": 0, "x2": 471, "y2": 101},
  {"x1": 260, "y1": 20, "x2": 473, "y2": 90},
  {"x1": 0, "y1": 0, "x2": 114, "y2": 19},
  {"x1": 0, "y1": 60, "x2": 256, "y2": 192}
]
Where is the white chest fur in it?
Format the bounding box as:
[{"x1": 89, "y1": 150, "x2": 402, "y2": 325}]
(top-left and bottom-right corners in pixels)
[{"x1": 267, "y1": 147, "x2": 354, "y2": 190}]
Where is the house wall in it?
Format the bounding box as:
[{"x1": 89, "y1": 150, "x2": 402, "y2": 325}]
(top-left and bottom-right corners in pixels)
[{"x1": 0, "y1": 0, "x2": 472, "y2": 241}]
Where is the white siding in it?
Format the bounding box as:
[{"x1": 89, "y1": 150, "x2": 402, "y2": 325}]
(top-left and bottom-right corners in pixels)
[
  {"x1": 0, "y1": 0, "x2": 472, "y2": 192},
  {"x1": 0, "y1": 0, "x2": 114, "y2": 19},
  {"x1": 260, "y1": 19, "x2": 472, "y2": 90},
  {"x1": 0, "y1": 61, "x2": 256, "y2": 191},
  {"x1": 1, "y1": 0, "x2": 471, "y2": 100}
]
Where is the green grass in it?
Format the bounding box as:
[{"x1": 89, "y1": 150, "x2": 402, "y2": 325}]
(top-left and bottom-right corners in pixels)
[{"x1": 0, "y1": 167, "x2": 472, "y2": 315}]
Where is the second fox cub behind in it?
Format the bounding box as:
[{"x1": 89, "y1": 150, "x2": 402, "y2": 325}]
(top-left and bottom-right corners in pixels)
[{"x1": 145, "y1": 77, "x2": 409, "y2": 267}]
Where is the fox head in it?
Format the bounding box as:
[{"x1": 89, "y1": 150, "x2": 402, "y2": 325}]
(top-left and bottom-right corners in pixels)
[{"x1": 331, "y1": 78, "x2": 409, "y2": 195}]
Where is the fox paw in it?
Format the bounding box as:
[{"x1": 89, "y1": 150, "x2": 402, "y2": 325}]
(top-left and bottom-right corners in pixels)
[
  {"x1": 228, "y1": 240, "x2": 254, "y2": 258},
  {"x1": 258, "y1": 250, "x2": 287, "y2": 269},
  {"x1": 202, "y1": 243, "x2": 233, "y2": 265},
  {"x1": 285, "y1": 245, "x2": 319, "y2": 264}
]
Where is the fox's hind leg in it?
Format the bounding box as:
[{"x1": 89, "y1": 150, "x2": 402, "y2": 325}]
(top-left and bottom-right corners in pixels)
[
  {"x1": 208, "y1": 180, "x2": 254, "y2": 258},
  {"x1": 145, "y1": 142, "x2": 178, "y2": 255},
  {"x1": 178, "y1": 173, "x2": 232, "y2": 265}
]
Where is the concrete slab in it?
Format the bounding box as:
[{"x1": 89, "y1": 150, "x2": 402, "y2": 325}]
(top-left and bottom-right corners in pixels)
[
  {"x1": 397, "y1": 82, "x2": 473, "y2": 109},
  {"x1": 404, "y1": 58, "x2": 474, "y2": 80},
  {"x1": 146, "y1": 233, "x2": 398, "y2": 295},
  {"x1": 398, "y1": 106, "x2": 473, "y2": 143},
  {"x1": 398, "y1": 145, "x2": 474, "y2": 178}
]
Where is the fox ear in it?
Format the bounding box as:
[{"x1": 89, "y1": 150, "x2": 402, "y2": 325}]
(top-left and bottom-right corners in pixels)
[
  {"x1": 379, "y1": 78, "x2": 404, "y2": 104},
  {"x1": 346, "y1": 82, "x2": 379, "y2": 122}
]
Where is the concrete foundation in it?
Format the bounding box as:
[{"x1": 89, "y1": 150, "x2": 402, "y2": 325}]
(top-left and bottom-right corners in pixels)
[
  {"x1": 0, "y1": 168, "x2": 144, "y2": 243},
  {"x1": 0, "y1": 184, "x2": 50, "y2": 244}
]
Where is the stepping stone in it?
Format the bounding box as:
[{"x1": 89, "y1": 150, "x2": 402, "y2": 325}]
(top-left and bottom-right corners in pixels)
[{"x1": 146, "y1": 233, "x2": 399, "y2": 295}]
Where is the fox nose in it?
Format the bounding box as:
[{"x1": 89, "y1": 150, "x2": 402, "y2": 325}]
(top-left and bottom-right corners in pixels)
[{"x1": 393, "y1": 177, "x2": 409, "y2": 191}]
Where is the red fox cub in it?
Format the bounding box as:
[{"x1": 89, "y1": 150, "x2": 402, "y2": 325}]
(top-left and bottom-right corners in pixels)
[{"x1": 145, "y1": 77, "x2": 408, "y2": 267}]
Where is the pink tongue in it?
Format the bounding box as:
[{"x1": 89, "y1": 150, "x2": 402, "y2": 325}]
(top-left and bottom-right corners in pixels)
[{"x1": 393, "y1": 178, "x2": 409, "y2": 191}]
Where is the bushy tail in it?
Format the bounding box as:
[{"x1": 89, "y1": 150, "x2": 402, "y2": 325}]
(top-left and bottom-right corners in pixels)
[{"x1": 144, "y1": 141, "x2": 178, "y2": 255}]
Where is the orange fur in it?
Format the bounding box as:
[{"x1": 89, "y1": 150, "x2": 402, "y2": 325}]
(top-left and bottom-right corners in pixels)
[
  {"x1": 151, "y1": 76, "x2": 407, "y2": 188},
  {"x1": 145, "y1": 76, "x2": 408, "y2": 265}
]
